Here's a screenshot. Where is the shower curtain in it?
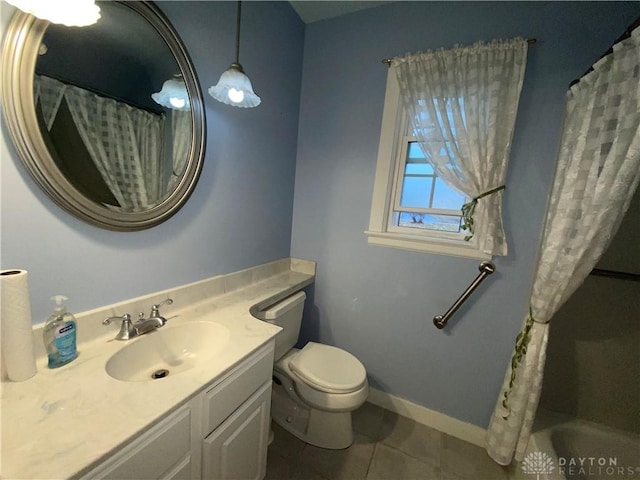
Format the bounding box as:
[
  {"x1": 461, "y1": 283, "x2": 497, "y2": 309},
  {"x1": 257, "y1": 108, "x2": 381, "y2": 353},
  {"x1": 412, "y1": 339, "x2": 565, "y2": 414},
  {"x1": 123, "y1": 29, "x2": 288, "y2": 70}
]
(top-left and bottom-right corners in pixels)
[{"x1": 486, "y1": 26, "x2": 640, "y2": 465}]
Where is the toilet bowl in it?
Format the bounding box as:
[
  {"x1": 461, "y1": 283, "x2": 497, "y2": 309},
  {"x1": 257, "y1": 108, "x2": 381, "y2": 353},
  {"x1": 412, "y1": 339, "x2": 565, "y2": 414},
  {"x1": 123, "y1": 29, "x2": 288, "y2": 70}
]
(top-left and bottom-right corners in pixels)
[{"x1": 262, "y1": 292, "x2": 368, "y2": 449}]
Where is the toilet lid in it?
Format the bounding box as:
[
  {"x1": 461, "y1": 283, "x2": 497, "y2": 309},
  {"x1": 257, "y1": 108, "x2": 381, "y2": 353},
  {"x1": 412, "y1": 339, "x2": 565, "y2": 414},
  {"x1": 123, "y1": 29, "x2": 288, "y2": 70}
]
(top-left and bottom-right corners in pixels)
[{"x1": 289, "y1": 342, "x2": 366, "y2": 394}]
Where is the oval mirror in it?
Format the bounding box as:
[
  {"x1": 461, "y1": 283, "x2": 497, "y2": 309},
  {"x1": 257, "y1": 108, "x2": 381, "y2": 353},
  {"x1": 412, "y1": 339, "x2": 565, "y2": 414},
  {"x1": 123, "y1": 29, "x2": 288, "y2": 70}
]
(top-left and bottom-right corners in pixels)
[{"x1": 1, "y1": 1, "x2": 206, "y2": 231}]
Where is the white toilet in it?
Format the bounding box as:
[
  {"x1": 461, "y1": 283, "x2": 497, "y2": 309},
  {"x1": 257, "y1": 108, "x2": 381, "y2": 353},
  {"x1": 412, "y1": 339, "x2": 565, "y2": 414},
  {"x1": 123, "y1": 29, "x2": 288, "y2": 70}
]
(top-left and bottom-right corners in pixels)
[{"x1": 262, "y1": 291, "x2": 368, "y2": 449}]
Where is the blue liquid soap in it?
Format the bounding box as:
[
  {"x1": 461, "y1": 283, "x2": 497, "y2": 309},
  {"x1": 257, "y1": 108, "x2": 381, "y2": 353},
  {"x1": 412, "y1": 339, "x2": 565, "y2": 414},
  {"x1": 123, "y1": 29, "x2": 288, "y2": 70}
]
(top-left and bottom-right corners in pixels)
[{"x1": 43, "y1": 295, "x2": 78, "y2": 368}]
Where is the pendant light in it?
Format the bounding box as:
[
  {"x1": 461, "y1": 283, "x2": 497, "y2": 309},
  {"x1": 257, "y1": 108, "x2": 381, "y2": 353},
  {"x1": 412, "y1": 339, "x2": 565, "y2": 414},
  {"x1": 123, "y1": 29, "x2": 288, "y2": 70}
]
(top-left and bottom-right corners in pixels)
[
  {"x1": 5, "y1": 0, "x2": 101, "y2": 27},
  {"x1": 152, "y1": 74, "x2": 190, "y2": 111},
  {"x1": 208, "y1": 1, "x2": 261, "y2": 108}
]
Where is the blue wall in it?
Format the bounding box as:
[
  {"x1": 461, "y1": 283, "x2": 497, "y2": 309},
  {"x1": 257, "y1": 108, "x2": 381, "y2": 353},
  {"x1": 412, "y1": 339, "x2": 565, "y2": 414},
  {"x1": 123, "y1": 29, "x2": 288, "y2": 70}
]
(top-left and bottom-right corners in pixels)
[
  {"x1": 0, "y1": 1, "x2": 304, "y2": 323},
  {"x1": 2, "y1": 0, "x2": 638, "y2": 431},
  {"x1": 290, "y1": 1, "x2": 639, "y2": 427}
]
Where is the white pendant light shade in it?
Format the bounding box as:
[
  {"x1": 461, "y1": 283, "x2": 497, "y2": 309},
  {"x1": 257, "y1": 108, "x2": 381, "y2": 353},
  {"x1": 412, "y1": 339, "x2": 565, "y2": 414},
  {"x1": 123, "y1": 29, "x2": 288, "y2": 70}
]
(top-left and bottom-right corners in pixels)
[
  {"x1": 152, "y1": 75, "x2": 191, "y2": 111},
  {"x1": 6, "y1": 0, "x2": 101, "y2": 27},
  {"x1": 209, "y1": 1, "x2": 261, "y2": 109},
  {"x1": 208, "y1": 63, "x2": 261, "y2": 108}
]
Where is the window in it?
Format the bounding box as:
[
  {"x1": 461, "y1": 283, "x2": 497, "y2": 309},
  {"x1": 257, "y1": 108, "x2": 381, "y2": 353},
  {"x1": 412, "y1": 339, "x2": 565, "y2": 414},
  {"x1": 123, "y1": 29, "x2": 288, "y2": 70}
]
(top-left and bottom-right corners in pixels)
[
  {"x1": 366, "y1": 70, "x2": 490, "y2": 260},
  {"x1": 390, "y1": 139, "x2": 467, "y2": 234}
]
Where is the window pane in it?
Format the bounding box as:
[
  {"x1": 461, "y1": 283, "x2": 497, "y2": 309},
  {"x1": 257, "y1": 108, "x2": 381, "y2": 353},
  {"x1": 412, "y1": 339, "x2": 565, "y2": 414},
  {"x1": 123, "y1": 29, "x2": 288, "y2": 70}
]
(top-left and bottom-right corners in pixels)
[
  {"x1": 400, "y1": 177, "x2": 432, "y2": 208},
  {"x1": 397, "y1": 212, "x2": 462, "y2": 233},
  {"x1": 407, "y1": 142, "x2": 426, "y2": 160},
  {"x1": 405, "y1": 163, "x2": 432, "y2": 175},
  {"x1": 406, "y1": 143, "x2": 433, "y2": 173},
  {"x1": 431, "y1": 177, "x2": 466, "y2": 210}
]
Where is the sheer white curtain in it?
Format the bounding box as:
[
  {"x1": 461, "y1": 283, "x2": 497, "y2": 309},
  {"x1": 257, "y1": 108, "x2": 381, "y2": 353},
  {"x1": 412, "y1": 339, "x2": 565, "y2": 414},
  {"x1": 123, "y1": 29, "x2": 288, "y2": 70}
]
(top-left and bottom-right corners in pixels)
[
  {"x1": 393, "y1": 38, "x2": 528, "y2": 256},
  {"x1": 486, "y1": 27, "x2": 640, "y2": 465}
]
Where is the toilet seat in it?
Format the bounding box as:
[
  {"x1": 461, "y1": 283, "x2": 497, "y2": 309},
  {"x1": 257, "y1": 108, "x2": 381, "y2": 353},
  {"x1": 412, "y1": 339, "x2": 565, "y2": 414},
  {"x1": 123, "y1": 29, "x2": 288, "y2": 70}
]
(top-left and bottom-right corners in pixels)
[
  {"x1": 274, "y1": 346, "x2": 369, "y2": 414},
  {"x1": 289, "y1": 342, "x2": 367, "y2": 394}
]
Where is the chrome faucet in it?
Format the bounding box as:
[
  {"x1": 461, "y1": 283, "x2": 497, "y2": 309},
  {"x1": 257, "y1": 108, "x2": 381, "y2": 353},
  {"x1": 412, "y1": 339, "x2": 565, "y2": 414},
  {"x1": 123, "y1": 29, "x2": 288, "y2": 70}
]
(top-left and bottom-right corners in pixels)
[
  {"x1": 103, "y1": 313, "x2": 136, "y2": 341},
  {"x1": 148, "y1": 298, "x2": 173, "y2": 321},
  {"x1": 103, "y1": 298, "x2": 173, "y2": 341},
  {"x1": 135, "y1": 298, "x2": 173, "y2": 334}
]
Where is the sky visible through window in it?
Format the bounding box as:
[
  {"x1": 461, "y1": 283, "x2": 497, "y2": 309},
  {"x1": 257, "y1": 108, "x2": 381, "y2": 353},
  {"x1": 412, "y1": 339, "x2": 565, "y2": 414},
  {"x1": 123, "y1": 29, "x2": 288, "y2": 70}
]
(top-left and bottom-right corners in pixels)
[{"x1": 396, "y1": 142, "x2": 465, "y2": 233}]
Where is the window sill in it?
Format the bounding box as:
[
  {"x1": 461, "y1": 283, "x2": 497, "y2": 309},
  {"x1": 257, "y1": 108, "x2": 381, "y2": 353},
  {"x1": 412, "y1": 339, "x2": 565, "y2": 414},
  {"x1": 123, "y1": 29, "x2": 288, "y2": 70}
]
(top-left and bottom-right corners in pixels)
[{"x1": 364, "y1": 230, "x2": 492, "y2": 260}]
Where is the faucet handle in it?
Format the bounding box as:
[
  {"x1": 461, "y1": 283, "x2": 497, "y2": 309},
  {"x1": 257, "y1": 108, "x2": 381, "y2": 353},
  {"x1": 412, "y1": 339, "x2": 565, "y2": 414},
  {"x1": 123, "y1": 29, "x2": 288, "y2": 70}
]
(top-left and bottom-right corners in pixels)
[
  {"x1": 150, "y1": 298, "x2": 173, "y2": 317},
  {"x1": 103, "y1": 314, "x2": 135, "y2": 341},
  {"x1": 103, "y1": 313, "x2": 132, "y2": 326}
]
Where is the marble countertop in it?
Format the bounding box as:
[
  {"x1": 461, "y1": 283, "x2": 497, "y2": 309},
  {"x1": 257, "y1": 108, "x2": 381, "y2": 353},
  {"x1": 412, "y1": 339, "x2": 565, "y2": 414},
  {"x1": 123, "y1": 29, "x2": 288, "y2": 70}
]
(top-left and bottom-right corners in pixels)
[{"x1": 1, "y1": 264, "x2": 313, "y2": 480}]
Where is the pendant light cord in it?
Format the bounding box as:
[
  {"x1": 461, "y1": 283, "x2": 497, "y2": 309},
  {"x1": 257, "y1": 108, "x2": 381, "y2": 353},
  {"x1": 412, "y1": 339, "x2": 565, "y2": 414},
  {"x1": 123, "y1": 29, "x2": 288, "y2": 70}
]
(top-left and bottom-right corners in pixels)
[{"x1": 235, "y1": 0, "x2": 242, "y2": 64}]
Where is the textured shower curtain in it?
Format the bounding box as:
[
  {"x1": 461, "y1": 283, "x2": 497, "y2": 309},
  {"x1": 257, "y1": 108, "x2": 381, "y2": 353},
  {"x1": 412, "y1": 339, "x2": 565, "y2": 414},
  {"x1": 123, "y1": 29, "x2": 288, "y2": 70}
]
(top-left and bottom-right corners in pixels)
[
  {"x1": 64, "y1": 87, "x2": 163, "y2": 211},
  {"x1": 166, "y1": 109, "x2": 192, "y2": 193},
  {"x1": 486, "y1": 26, "x2": 640, "y2": 465},
  {"x1": 35, "y1": 75, "x2": 164, "y2": 211}
]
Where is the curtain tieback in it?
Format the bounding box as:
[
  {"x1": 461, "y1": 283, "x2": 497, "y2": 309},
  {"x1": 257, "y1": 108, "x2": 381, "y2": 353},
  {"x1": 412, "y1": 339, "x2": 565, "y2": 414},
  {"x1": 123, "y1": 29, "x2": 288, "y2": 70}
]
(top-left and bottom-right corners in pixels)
[
  {"x1": 501, "y1": 307, "x2": 549, "y2": 418},
  {"x1": 461, "y1": 185, "x2": 506, "y2": 241},
  {"x1": 532, "y1": 318, "x2": 550, "y2": 325}
]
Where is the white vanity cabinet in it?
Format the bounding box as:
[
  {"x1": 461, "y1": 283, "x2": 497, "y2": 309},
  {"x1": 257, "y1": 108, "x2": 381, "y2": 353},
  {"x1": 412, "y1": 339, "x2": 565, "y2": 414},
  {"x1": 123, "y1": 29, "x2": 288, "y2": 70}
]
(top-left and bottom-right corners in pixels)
[
  {"x1": 80, "y1": 342, "x2": 274, "y2": 480},
  {"x1": 202, "y1": 381, "x2": 271, "y2": 480},
  {"x1": 79, "y1": 402, "x2": 198, "y2": 480},
  {"x1": 201, "y1": 344, "x2": 273, "y2": 480}
]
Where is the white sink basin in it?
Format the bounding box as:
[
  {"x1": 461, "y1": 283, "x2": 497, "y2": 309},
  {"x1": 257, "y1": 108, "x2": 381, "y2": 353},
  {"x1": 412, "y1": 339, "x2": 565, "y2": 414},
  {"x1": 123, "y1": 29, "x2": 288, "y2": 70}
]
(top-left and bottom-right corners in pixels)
[{"x1": 105, "y1": 321, "x2": 230, "y2": 382}]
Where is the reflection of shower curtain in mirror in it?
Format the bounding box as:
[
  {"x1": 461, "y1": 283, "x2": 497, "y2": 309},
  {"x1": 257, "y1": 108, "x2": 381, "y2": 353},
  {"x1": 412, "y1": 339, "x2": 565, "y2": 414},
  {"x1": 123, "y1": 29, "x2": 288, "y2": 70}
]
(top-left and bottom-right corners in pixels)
[
  {"x1": 34, "y1": 75, "x2": 164, "y2": 212},
  {"x1": 34, "y1": 75, "x2": 66, "y2": 131},
  {"x1": 166, "y1": 110, "x2": 191, "y2": 192}
]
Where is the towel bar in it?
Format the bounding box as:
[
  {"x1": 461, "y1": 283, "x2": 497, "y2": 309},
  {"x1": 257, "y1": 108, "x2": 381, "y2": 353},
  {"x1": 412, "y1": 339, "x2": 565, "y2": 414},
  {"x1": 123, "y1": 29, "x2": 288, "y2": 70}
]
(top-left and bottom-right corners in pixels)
[{"x1": 433, "y1": 261, "x2": 496, "y2": 329}]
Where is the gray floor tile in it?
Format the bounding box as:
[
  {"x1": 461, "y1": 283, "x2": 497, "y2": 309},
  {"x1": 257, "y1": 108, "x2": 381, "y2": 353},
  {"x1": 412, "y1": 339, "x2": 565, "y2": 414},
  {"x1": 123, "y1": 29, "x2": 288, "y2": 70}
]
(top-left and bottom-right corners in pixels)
[
  {"x1": 378, "y1": 411, "x2": 443, "y2": 467},
  {"x1": 265, "y1": 407, "x2": 516, "y2": 480},
  {"x1": 290, "y1": 461, "x2": 329, "y2": 480},
  {"x1": 367, "y1": 443, "x2": 440, "y2": 480},
  {"x1": 270, "y1": 422, "x2": 307, "y2": 461},
  {"x1": 299, "y1": 432, "x2": 376, "y2": 480},
  {"x1": 353, "y1": 402, "x2": 386, "y2": 439},
  {"x1": 265, "y1": 450, "x2": 294, "y2": 480},
  {"x1": 441, "y1": 434, "x2": 513, "y2": 480},
  {"x1": 439, "y1": 473, "x2": 470, "y2": 480}
]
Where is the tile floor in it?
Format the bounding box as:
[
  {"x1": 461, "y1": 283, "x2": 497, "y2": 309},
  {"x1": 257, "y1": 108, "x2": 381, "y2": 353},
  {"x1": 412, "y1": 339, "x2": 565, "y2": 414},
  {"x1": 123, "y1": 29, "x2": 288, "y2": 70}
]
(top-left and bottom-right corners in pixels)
[{"x1": 265, "y1": 402, "x2": 517, "y2": 480}]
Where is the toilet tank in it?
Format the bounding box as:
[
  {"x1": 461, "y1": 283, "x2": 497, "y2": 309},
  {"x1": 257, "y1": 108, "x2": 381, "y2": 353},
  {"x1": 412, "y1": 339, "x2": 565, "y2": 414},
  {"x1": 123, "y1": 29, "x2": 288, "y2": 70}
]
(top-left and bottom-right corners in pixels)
[{"x1": 263, "y1": 291, "x2": 306, "y2": 362}]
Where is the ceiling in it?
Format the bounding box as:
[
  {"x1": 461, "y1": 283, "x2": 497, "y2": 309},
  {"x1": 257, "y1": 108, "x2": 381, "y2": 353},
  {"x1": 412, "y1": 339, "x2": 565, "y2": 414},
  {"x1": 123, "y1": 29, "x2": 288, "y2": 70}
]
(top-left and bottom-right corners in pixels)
[{"x1": 289, "y1": 1, "x2": 393, "y2": 23}]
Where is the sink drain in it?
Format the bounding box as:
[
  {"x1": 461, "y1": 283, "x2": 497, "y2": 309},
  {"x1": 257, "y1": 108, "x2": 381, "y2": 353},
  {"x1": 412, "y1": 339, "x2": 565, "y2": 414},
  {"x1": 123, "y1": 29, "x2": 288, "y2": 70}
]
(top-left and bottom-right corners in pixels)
[{"x1": 151, "y1": 369, "x2": 170, "y2": 379}]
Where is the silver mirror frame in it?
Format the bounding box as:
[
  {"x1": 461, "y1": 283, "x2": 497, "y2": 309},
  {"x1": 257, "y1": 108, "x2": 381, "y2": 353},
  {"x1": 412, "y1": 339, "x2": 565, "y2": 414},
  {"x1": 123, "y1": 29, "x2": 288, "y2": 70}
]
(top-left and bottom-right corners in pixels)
[{"x1": 1, "y1": 2, "x2": 206, "y2": 231}]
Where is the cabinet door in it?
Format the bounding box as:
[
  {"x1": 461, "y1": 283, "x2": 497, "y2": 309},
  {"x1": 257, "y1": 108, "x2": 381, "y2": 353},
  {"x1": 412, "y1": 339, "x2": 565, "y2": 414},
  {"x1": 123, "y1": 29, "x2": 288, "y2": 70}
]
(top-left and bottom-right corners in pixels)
[
  {"x1": 202, "y1": 344, "x2": 273, "y2": 436},
  {"x1": 81, "y1": 404, "x2": 193, "y2": 480},
  {"x1": 202, "y1": 382, "x2": 271, "y2": 480}
]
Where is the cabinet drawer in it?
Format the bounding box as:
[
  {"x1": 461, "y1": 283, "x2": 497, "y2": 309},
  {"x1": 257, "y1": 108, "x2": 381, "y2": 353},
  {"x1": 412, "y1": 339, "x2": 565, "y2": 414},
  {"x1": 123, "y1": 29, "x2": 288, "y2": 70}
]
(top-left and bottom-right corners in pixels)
[{"x1": 203, "y1": 342, "x2": 273, "y2": 435}]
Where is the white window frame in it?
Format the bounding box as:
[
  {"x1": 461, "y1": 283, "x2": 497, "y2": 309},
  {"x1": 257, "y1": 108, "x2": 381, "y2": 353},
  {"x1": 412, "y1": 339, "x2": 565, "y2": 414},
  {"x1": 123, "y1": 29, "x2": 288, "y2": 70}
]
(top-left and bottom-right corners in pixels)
[
  {"x1": 365, "y1": 69, "x2": 491, "y2": 260},
  {"x1": 388, "y1": 136, "x2": 467, "y2": 237}
]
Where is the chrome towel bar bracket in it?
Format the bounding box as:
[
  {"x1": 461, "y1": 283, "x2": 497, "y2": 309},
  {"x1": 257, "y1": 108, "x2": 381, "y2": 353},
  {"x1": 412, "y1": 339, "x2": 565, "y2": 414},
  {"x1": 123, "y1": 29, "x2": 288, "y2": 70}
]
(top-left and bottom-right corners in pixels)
[{"x1": 433, "y1": 261, "x2": 496, "y2": 329}]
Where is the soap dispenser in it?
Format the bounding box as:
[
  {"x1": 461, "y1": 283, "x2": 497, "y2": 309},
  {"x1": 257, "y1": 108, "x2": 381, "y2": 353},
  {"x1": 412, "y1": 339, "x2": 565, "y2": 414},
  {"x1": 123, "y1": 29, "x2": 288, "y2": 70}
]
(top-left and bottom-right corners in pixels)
[{"x1": 43, "y1": 295, "x2": 78, "y2": 368}]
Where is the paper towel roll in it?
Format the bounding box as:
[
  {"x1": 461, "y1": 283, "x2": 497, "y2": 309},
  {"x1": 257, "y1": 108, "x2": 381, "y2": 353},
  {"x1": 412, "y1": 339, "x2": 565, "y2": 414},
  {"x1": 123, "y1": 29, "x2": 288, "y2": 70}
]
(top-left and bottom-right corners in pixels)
[{"x1": 1, "y1": 269, "x2": 37, "y2": 381}]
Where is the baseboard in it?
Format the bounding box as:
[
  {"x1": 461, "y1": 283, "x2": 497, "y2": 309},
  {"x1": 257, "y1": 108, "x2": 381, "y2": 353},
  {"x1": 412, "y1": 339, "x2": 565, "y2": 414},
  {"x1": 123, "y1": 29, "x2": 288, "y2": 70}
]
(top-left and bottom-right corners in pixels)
[{"x1": 367, "y1": 387, "x2": 487, "y2": 448}]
